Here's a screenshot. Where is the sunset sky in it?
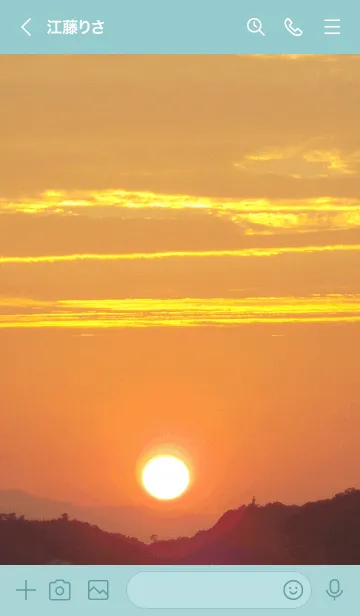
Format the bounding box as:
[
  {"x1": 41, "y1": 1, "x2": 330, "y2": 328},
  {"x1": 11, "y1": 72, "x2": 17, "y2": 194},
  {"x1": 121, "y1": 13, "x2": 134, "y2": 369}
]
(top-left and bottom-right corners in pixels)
[{"x1": 0, "y1": 55, "x2": 360, "y2": 536}]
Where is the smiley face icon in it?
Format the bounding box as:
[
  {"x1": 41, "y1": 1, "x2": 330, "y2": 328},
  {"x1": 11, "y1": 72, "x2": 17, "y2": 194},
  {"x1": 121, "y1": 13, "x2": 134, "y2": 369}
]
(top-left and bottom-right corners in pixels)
[{"x1": 283, "y1": 580, "x2": 304, "y2": 600}]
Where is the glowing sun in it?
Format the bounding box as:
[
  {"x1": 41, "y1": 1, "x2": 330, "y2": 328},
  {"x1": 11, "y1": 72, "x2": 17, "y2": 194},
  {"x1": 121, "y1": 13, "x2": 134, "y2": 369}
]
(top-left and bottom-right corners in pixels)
[{"x1": 142, "y1": 455, "x2": 190, "y2": 500}]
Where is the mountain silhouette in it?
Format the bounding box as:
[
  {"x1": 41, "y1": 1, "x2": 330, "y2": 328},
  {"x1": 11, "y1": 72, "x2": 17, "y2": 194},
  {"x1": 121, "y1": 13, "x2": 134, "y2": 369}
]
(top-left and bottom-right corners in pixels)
[
  {"x1": 0, "y1": 490, "x2": 217, "y2": 541},
  {"x1": 1, "y1": 488, "x2": 360, "y2": 564}
]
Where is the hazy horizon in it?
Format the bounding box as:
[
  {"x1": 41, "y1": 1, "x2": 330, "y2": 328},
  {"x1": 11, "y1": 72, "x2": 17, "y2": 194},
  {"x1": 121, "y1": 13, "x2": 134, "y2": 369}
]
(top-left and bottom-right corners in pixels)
[{"x1": 0, "y1": 486, "x2": 355, "y2": 542}]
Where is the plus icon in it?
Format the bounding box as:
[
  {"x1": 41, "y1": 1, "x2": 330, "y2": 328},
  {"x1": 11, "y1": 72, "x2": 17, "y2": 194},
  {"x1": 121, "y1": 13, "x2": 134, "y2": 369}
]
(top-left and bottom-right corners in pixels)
[{"x1": 16, "y1": 580, "x2": 37, "y2": 600}]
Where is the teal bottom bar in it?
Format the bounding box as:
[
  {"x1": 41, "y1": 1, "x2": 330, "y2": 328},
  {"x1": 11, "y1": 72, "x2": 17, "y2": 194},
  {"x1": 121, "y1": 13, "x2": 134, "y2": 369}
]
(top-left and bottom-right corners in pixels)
[{"x1": 0, "y1": 565, "x2": 357, "y2": 614}]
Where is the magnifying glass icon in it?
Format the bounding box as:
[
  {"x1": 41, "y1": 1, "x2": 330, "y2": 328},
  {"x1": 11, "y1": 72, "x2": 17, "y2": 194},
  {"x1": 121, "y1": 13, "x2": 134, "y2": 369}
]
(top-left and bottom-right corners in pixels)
[{"x1": 247, "y1": 17, "x2": 265, "y2": 36}]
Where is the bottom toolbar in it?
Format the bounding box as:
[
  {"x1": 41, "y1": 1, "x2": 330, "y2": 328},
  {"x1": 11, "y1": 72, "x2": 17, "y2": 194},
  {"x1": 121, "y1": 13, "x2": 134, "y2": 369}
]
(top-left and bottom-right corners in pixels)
[{"x1": 1, "y1": 565, "x2": 358, "y2": 614}]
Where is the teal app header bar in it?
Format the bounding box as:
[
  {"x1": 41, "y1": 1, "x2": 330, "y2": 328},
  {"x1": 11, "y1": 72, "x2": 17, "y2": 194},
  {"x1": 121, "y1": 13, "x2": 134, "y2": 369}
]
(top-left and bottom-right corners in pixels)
[{"x1": 0, "y1": 0, "x2": 359, "y2": 54}]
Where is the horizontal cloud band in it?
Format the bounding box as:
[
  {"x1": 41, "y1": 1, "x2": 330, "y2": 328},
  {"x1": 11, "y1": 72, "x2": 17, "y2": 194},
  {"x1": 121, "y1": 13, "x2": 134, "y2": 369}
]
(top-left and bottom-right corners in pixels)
[
  {"x1": 1, "y1": 295, "x2": 360, "y2": 328},
  {"x1": 1, "y1": 190, "x2": 360, "y2": 236},
  {"x1": 1, "y1": 244, "x2": 360, "y2": 265}
]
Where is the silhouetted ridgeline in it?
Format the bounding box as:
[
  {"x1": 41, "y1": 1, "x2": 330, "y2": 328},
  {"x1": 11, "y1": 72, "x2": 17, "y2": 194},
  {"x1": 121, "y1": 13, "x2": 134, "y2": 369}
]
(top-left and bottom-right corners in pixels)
[
  {"x1": 0, "y1": 513, "x2": 159, "y2": 565},
  {"x1": 1, "y1": 489, "x2": 360, "y2": 565}
]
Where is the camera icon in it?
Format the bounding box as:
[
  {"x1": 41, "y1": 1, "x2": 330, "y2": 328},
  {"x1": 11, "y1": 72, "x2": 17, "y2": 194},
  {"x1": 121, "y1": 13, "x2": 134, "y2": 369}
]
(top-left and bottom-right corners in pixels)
[{"x1": 49, "y1": 579, "x2": 71, "y2": 601}]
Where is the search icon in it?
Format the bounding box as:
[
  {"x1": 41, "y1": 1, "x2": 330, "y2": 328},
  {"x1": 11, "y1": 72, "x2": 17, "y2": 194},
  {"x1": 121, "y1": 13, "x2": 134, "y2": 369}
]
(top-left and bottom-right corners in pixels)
[{"x1": 247, "y1": 17, "x2": 265, "y2": 36}]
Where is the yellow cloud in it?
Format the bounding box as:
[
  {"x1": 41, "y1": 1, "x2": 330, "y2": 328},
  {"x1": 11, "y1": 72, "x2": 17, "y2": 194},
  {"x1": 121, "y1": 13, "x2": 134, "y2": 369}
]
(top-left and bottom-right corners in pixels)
[
  {"x1": 302, "y1": 150, "x2": 358, "y2": 175},
  {"x1": 1, "y1": 243, "x2": 360, "y2": 265},
  {"x1": 1, "y1": 189, "x2": 360, "y2": 215},
  {"x1": 1, "y1": 189, "x2": 360, "y2": 235},
  {"x1": 1, "y1": 295, "x2": 360, "y2": 328},
  {"x1": 240, "y1": 145, "x2": 301, "y2": 163},
  {"x1": 235, "y1": 146, "x2": 360, "y2": 178}
]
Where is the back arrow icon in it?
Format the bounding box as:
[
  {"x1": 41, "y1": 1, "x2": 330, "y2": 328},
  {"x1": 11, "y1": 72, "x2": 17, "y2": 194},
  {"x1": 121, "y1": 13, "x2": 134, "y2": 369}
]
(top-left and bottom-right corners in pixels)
[{"x1": 21, "y1": 18, "x2": 31, "y2": 36}]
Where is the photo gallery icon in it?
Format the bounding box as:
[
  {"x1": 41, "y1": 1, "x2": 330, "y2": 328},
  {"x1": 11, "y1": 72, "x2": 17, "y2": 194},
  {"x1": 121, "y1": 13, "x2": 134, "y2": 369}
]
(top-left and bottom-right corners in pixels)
[{"x1": 88, "y1": 580, "x2": 110, "y2": 600}]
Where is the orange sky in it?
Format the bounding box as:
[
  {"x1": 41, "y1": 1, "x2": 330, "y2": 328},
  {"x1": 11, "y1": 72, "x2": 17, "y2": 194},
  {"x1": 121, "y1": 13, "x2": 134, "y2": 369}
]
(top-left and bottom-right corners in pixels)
[{"x1": 0, "y1": 55, "x2": 360, "y2": 535}]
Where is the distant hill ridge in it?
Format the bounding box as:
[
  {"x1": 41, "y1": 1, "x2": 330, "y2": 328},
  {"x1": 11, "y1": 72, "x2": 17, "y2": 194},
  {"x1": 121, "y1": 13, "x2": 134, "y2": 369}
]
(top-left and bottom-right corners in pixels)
[
  {"x1": 0, "y1": 489, "x2": 216, "y2": 541},
  {"x1": 1, "y1": 488, "x2": 360, "y2": 564}
]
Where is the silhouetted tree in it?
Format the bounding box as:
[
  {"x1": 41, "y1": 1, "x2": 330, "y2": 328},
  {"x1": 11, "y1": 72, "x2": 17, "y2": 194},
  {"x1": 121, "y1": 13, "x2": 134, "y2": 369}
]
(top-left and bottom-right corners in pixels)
[{"x1": 60, "y1": 513, "x2": 69, "y2": 522}]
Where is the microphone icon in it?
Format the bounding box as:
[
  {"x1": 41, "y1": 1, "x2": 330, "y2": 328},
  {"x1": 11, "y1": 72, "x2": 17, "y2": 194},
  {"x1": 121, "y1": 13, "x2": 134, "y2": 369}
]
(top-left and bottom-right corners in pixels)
[{"x1": 326, "y1": 579, "x2": 343, "y2": 600}]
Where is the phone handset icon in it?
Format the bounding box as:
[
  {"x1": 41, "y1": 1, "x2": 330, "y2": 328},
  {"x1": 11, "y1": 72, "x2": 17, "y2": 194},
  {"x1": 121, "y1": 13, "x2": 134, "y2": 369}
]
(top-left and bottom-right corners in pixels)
[{"x1": 284, "y1": 18, "x2": 303, "y2": 37}]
